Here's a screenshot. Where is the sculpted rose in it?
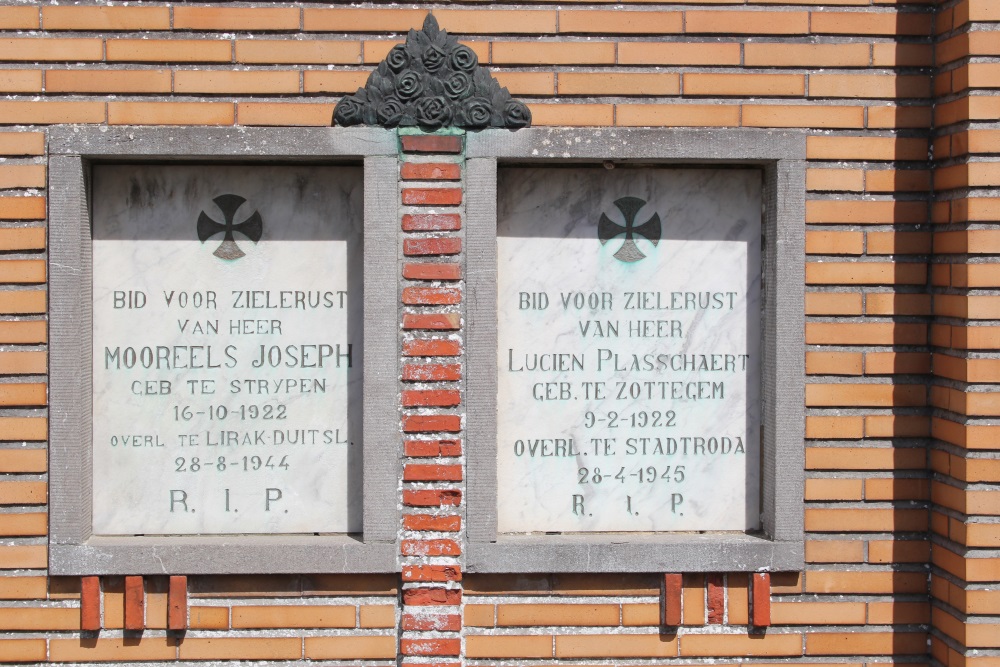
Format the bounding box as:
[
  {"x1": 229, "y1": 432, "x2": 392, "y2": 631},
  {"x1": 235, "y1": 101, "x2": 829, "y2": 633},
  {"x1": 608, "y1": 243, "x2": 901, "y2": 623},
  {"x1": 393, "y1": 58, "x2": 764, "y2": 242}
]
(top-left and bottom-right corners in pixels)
[
  {"x1": 385, "y1": 45, "x2": 410, "y2": 72},
  {"x1": 449, "y1": 44, "x2": 478, "y2": 72},
  {"x1": 395, "y1": 70, "x2": 424, "y2": 100},
  {"x1": 463, "y1": 98, "x2": 492, "y2": 127},
  {"x1": 333, "y1": 96, "x2": 365, "y2": 126},
  {"x1": 415, "y1": 96, "x2": 453, "y2": 129},
  {"x1": 443, "y1": 72, "x2": 472, "y2": 101}
]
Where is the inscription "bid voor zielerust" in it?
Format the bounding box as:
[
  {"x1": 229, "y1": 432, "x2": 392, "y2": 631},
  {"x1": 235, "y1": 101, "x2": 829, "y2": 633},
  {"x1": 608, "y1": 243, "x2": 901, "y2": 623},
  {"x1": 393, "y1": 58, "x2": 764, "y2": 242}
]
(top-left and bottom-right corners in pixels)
[
  {"x1": 504, "y1": 289, "x2": 750, "y2": 522},
  {"x1": 101, "y1": 288, "x2": 353, "y2": 517}
]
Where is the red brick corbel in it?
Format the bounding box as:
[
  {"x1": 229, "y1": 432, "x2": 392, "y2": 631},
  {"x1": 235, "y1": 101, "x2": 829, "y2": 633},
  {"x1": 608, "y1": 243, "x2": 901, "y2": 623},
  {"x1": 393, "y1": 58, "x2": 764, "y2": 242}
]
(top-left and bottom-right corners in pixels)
[
  {"x1": 123, "y1": 576, "x2": 144, "y2": 630},
  {"x1": 660, "y1": 573, "x2": 682, "y2": 626},
  {"x1": 750, "y1": 572, "x2": 771, "y2": 628},
  {"x1": 80, "y1": 576, "x2": 101, "y2": 631},
  {"x1": 168, "y1": 576, "x2": 188, "y2": 630}
]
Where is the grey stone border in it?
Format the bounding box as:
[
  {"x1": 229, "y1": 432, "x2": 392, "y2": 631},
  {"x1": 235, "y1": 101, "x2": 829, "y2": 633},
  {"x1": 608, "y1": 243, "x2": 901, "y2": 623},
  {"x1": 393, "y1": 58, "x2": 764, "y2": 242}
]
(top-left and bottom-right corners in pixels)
[
  {"x1": 465, "y1": 128, "x2": 806, "y2": 572},
  {"x1": 48, "y1": 127, "x2": 399, "y2": 575}
]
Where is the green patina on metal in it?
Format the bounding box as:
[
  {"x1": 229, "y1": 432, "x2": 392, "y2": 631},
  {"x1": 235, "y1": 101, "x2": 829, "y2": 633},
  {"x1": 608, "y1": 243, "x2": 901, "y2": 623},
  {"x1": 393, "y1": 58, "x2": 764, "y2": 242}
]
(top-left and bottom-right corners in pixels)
[{"x1": 333, "y1": 14, "x2": 530, "y2": 131}]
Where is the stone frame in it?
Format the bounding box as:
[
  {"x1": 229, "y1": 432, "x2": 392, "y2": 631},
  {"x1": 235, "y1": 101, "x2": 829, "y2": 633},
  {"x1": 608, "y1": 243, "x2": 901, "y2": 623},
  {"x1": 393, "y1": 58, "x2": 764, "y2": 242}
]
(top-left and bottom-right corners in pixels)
[
  {"x1": 48, "y1": 127, "x2": 399, "y2": 575},
  {"x1": 465, "y1": 128, "x2": 806, "y2": 572}
]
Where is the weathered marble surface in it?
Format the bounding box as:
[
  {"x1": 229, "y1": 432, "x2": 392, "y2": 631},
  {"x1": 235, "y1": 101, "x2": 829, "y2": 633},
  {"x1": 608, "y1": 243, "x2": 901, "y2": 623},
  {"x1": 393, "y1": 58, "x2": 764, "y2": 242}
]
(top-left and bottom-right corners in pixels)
[
  {"x1": 497, "y1": 167, "x2": 762, "y2": 533},
  {"x1": 91, "y1": 165, "x2": 363, "y2": 535}
]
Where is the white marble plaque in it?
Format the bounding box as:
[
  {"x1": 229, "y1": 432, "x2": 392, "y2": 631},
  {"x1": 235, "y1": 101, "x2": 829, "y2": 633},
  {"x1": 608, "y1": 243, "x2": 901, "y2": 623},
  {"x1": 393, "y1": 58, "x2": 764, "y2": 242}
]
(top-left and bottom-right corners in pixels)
[
  {"x1": 91, "y1": 165, "x2": 363, "y2": 535},
  {"x1": 497, "y1": 167, "x2": 761, "y2": 533}
]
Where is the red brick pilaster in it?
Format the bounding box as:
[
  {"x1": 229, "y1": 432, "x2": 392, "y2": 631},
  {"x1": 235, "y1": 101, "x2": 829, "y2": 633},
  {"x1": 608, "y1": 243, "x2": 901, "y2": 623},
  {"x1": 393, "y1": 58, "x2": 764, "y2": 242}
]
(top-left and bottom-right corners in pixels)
[{"x1": 399, "y1": 131, "x2": 465, "y2": 667}]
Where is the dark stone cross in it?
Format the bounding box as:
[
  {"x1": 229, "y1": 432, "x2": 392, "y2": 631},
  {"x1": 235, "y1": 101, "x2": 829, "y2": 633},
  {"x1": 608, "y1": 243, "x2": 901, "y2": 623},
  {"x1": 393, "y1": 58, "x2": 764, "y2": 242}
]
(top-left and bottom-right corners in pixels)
[
  {"x1": 197, "y1": 194, "x2": 263, "y2": 260},
  {"x1": 598, "y1": 196, "x2": 661, "y2": 263}
]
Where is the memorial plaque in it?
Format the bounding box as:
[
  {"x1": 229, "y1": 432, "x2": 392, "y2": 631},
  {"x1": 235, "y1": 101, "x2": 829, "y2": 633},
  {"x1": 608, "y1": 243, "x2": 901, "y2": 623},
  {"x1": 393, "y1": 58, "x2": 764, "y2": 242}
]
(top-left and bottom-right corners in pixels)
[
  {"x1": 497, "y1": 167, "x2": 761, "y2": 533},
  {"x1": 91, "y1": 165, "x2": 363, "y2": 535}
]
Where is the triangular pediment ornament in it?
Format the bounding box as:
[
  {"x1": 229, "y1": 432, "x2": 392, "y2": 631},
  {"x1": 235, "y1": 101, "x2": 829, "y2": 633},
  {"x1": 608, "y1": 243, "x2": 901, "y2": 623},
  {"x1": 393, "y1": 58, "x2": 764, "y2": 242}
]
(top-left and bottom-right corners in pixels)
[{"x1": 333, "y1": 14, "x2": 531, "y2": 130}]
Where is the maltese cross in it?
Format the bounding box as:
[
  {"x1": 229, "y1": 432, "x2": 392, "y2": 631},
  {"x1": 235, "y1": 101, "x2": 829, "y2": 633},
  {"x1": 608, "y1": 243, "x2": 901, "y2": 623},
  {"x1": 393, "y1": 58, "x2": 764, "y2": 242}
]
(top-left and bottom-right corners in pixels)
[
  {"x1": 197, "y1": 194, "x2": 263, "y2": 260},
  {"x1": 598, "y1": 196, "x2": 661, "y2": 263}
]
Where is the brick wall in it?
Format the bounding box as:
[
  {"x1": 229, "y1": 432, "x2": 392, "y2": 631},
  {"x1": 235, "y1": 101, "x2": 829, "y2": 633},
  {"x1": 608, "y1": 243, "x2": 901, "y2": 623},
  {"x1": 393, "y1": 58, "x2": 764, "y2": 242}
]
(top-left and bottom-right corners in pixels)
[
  {"x1": 0, "y1": 0, "x2": 997, "y2": 664},
  {"x1": 928, "y1": 2, "x2": 1000, "y2": 665}
]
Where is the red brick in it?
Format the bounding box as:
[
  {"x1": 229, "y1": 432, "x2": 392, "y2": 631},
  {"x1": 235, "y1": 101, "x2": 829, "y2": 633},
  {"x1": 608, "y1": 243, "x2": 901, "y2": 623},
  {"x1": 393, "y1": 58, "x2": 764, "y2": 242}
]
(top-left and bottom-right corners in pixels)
[
  {"x1": 403, "y1": 188, "x2": 462, "y2": 206},
  {"x1": 402, "y1": 287, "x2": 462, "y2": 306},
  {"x1": 402, "y1": 514, "x2": 462, "y2": 531},
  {"x1": 402, "y1": 489, "x2": 462, "y2": 507},
  {"x1": 403, "y1": 363, "x2": 462, "y2": 382},
  {"x1": 401, "y1": 639, "x2": 461, "y2": 656},
  {"x1": 707, "y1": 574, "x2": 725, "y2": 624},
  {"x1": 402, "y1": 313, "x2": 461, "y2": 331},
  {"x1": 401, "y1": 135, "x2": 463, "y2": 154},
  {"x1": 403, "y1": 339, "x2": 462, "y2": 357},
  {"x1": 401, "y1": 162, "x2": 461, "y2": 181},
  {"x1": 661, "y1": 573, "x2": 682, "y2": 626},
  {"x1": 402, "y1": 214, "x2": 462, "y2": 231},
  {"x1": 403, "y1": 439, "x2": 463, "y2": 457},
  {"x1": 403, "y1": 588, "x2": 462, "y2": 606},
  {"x1": 403, "y1": 263, "x2": 462, "y2": 280},
  {"x1": 404, "y1": 238, "x2": 462, "y2": 256},
  {"x1": 124, "y1": 576, "x2": 144, "y2": 631},
  {"x1": 402, "y1": 415, "x2": 462, "y2": 433},
  {"x1": 752, "y1": 573, "x2": 771, "y2": 627},
  {"x1": 403, "y1": 565, "x2": 462, "y2": 582},
  {"x1": 168, "y1": 576, "x2": 187, "y2": 631},
  {"x1": 403, "y1": 464, "x2": 463, "y2": 482},
  {"x1": 402, "y1": 390, "x2": 461, "y2": 407},
  {"x1": 402, "y1": 613, "x2": 461, "y2": 631},
  {"x1": 399, "y1": 540, "x2": 462, "y2": 556},
  {"x1": 81, "y1": 577, "x2": 101, "y2": 631}
]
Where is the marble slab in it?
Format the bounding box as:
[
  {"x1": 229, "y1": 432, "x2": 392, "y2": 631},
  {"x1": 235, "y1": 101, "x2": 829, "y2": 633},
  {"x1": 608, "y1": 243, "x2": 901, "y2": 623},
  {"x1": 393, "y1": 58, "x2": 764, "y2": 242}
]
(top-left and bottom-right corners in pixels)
[
  {"x1": 91, "y1": 165, "x2": 363, "y2": 535},
  {"x1": 497, "y1": 167, "x2": 762, "y2": 534}
]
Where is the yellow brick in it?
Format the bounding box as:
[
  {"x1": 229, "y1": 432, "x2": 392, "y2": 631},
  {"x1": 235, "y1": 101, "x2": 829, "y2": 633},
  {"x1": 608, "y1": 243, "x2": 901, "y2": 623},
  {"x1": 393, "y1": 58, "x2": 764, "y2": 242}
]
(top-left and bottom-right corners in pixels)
[
  {"x1": 303, "y1": 636, "x2": 396, "y2": 660},
  {"x1": 236, "y1": 39, "x2": 361, "y2": 64},
  {"x1": 108, "y1": 102, "x2": 234, "y2": 126},
  {"x1": 50, "y1": 638, "x2": 177, "y2": 662},
  {"x1": 686, "y1": 73, "x2": 805, "y2": 97},
  {"x1": 559, "y1": 10, "x2": 682, "y2": 33},
  {"x1": 558, "y1": 72, "x2": 679, "y2": 96},
  {"x1": 179, "y1": 637, "x2": 301, "y2": 661},
  {"x1": 43, "y1": 6, "x2": 170, "y2": 30},
  {"x1": 174, "y1": 7, "x2": 300, "y2": 31},
  {"x1": 493, "y1": 41, "x2": 615, "y2": 65},
  {"x1": 680, "y1": 634, "x2": 803, "y2": 657},
  {"x1": 497, "y1": 603, "x2": 619, "y2": 626},
  {"x1": 107, "y1": 39, "x2": 232, "y2": 63},
  {"x1": 620, "y1": 42, "x2": 741, "y2": 66},
  {"x1": 0, "y1": 70, "x2": 41, "y2": 93},
  {"x1": 557, "y1": 634, "x2": 676, "y2": 658},
  {"x1": 175, "y1": 70, "x2": 299, "y2": 94},
  {"x1": 0, "y1": 133, "x2": 44, "y2": 156},
  {"x1": 232, "y1": 605, "x2": 355, "y2": 628},
  {"x1": 771, "y1": 601, "x2": 866, "y2": 625},
  {"x1": 466, "y1": 635, "x2": 553, "y2": 659},
  {"x1": 529, "y1": 103, "x2": 613, "y2": 126},
  {"x1": 46, "y1": 69, "x2": 171, "y2": 94},
  {"x1": 743, "y1": 104, "x2": 864, "y2": 129}
]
